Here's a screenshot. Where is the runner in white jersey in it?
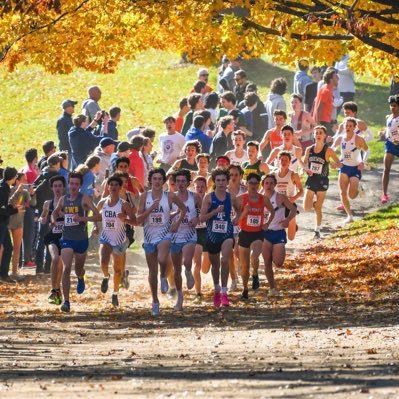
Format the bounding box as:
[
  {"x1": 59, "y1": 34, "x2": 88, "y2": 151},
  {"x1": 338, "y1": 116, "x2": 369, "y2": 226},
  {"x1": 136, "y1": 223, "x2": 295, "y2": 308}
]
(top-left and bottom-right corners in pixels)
[
  {"x1": 97, "y1": 175, "x2": 135, "y2": 307},
  {"x1": 332, "y1": 117, "x2": 368, "y2": 224},
  {"x1": 274, "y1": 151, "x2": 303, "y2": 240},
  {"x1": 225, "y1": 130, "x2": 249, "y2": 164},
  {"x1": 381, "y1": 95, "x2": 399, "y2": 204},
  {"x1": 261, "y1": 174, "x2": 296, "y2": 296},
  {"x1": 170, "y1": 169, "x2": 202, "y2": 311},
  {"x1": 137, "y1": 168, "x2": 187, "y2": 316}
]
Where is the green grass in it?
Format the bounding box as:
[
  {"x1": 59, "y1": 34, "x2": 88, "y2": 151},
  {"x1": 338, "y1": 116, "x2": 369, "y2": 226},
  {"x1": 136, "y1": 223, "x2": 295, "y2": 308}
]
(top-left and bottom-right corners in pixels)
[{"x1": 0, "y1": 51, "x2": 390, "y2": 168}]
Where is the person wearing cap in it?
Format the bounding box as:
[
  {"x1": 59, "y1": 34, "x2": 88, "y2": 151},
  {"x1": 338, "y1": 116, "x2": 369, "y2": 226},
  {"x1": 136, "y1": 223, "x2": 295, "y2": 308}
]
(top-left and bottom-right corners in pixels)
[
  {"x1": 210, "y1": 116, "x2": 235, "y2": 166},
  {"x1": 0, "y1": 167, "x2": 23, "y2": 283},
  {"x1": 293, "y1": 59, "x2": 312, "y2": 98},
  {"x1": 68, "y1": 111, "x2": 108, "y2": 168},
  {"x1": 92, "y1": 137, "x2": 117, "y2": 193},
  {"x1": 110, "y1": 141, "x2": 132, "y2": 172},
  {"x1": 196, "y1": 68, "x2": 213, "y2": 93},
  {"x1": 107, "y1": 106, "x2": 121, "y2": 141},
  {"x1": 57, "y1": 99, "x2": 77, "y2": 153},
  {"x1": 82, "y1": 86, "x2": 102, "y2": 123},
  {"x1": 38, "y1": 141, "x2": 57, "y2": 171}
]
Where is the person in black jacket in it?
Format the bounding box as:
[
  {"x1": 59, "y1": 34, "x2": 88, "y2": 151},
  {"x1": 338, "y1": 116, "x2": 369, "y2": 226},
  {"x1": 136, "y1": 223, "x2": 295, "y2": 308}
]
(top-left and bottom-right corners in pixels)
[
  {"x1": 57, "y1": 99, "x2": 77, "y2": 153},
  {"x1": 0, "y1": 167, "x2": 22, "y2": 283}
]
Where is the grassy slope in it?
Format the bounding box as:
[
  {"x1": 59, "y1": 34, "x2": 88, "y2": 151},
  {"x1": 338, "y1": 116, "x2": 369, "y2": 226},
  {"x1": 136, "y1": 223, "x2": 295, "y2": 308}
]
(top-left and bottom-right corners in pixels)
[{"x1": 0, "y1": 51, "x2": 390, "y2": 168}]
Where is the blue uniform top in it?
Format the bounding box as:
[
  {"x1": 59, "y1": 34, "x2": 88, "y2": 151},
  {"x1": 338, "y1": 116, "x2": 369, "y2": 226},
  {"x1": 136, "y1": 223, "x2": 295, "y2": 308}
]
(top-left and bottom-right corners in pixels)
[{"x1": 206, "y1": 191, "x2": 233, "y2": 243}]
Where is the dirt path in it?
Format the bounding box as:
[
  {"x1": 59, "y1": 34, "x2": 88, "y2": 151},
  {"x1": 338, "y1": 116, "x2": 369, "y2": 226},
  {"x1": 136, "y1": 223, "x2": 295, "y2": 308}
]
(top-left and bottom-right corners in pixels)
[{"x1": 0, "y1": 163, "x2": 399, "y2": 398}]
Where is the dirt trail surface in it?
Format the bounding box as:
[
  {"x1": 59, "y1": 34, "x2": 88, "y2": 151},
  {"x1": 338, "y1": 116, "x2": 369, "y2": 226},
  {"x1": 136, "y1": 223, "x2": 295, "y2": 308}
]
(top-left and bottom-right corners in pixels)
[{"x1": 1, "y1": 164, "x2": 399, "y2": 398}]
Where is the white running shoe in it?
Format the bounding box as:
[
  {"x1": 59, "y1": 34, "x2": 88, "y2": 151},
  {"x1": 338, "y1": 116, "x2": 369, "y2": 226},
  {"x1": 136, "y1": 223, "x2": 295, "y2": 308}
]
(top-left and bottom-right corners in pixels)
[
  {"x1": 343, "y1": 216, "x2": 354, "y2": 224},
  {"x1": 268, "y1": 288, "x2": 279, "y2": 297},
  {"x1": 229, "y1": 279, "x2": 238, "y2": 292},
  {"x1": 151, "y1": 302, "x2": 160, "y2": 317},
  {"x1": 9, "y1": 273, "x2": 25, "y2": 282},
  {"x1": 185, "y1": 269, "x2": 195, "y2": 290},
  {"x1": 167, "y1": 288, "x2": 177, "y2": 300},
  {"x1": 160, "y1": 277, "x2": 169, "y2": 294}
]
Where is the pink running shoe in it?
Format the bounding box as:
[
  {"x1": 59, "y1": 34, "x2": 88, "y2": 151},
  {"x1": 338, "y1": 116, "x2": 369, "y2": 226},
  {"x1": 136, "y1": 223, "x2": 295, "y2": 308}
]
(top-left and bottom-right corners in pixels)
[
  {"x1": 213, "y1": 292, "x2": 221, "y2": 308},
  {"x1": 221, "y1": 293, "x2": 230, "y2": 307},
  {"x1": 381, "y1": 194, "x2": 389, "y2": 204},
  {"x1": 336, "y1": 203, "x2": 345, "y2": 211},
  {"x1": 24, "y1": 261, "x2": 36, "y2": 269}
]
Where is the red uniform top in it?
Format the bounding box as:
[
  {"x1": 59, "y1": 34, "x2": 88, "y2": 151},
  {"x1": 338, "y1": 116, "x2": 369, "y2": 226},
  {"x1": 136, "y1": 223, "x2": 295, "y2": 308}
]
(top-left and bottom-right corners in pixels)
[
  {"x1": 239, "y1": 193, "x2": 265, "y2": 232},
  {"x1": 270, "y1": 129, "x2": 283, "y2": 149}
]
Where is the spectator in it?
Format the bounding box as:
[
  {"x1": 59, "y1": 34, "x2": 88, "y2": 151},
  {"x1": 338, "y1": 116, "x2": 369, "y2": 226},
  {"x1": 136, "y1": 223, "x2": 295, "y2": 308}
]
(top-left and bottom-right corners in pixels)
[
  {"x1": 126, "y1": 126, "x2": 145, "y2": 142},
  {"x1": 107, "y1": 106, "x2": 121, "y2": 140},
  {"x1": 174, "y1": 97, "x2": 189, "y2": 134},
  {"x1": 141, "y1": 127, "x2": 156, "y2": 143},
  {"x1": 181, "y1": 93, "x2": 204, "y2": 135},
  {"x1": 141, "y1": 137, "x2": 154, "y2": 188},
  {"x1": 110, "y1": 141, "x2": 132, "y2": 172},
  {"x1": 335, "y1": 54, "x2": 355, "y2": 104},
  {"x1": 233, "y1": 69, "x2": 249, "y2": 104},
  {"x1": 20, "y1": 148, "x2": 39, "y2": 184},
  {"x1": 93, "y1": 137, "x2": 117, "y2": 191},
  {"x1": 128, "y1": 135, "x2": 145, "y2": 187},
  {"x1": 185, "y1": 115, "x2": 213, "y2": 153},
  {"x1": 82, "y1": 85, "x2": 102, "y2": 123},
  {"x1": 304, "y1": 66, "x2": 322, "y2": 113},
  {"x1": 265, "y1": 78, "x2": 287, "y2": 129},
  {"x1": 217, "y1": 55, "x2": 230, "y2": 92},
  {"x1": 38, "y1": 141, "x2": 56, "y2": 171},
  {"x1": 219, "y1": 56, "x2": 242, "y2": 93},
  {"x1": 192, "y1": 80, "x2": 207, "y2": 95},
  {"x1": 158, "y1": 116, "x2": 185, "y2": 171},
  {"x1": 196, "y1": 68, "x2": 213, "y2": 93},
  {"x1": 57, "y1": 151, "x2": 70, "y2": 184},
  {"x1": 390, "y1": 74, "x2": 399, "y2": 96},
  {"x1": 210, "y1": 115, "x2": 234, "y2": 164},
  {"x1": 204, "y1": 92, "x2": 219, "y2": 127},
  {"x1": 0, "y1": 167, "x2": 20, "y2": 283},
  {"x1": 76, "y1": 155, "x2": 101, "y2": 198},
  {"x1": 293, "y1": 59, "x2": 312, "y2": 98},
  {"x1": 57, "y1": 99, "x2": 77, "y2": 153},
  {"x1": 241, "y1": 91, "x2": 268, "y2": 142}
]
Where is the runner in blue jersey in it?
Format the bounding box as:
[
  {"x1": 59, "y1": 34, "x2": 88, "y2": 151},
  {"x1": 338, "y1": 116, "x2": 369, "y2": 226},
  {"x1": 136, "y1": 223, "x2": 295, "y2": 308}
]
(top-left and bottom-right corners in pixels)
[{"x1": 199, "y1": 168, "x2": 241, "y2": 308}]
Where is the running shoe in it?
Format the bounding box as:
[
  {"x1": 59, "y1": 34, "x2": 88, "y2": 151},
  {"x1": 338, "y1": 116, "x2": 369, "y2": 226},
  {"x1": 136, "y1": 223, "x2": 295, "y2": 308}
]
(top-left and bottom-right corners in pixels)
[
  {"x1": 229, "y1": 279, "x2": 237, "y2": 292},
  {"x1": 54, "y1": 290, "x2": 62, "y2": 305},
  {"x1": 122, "y1": 270, "x2": 130, "y2": 290},
  {"x1": 221, "y1": 293, "x2": 230, "y2": 307},
  {"x1": 48, "y1": 289, "x2": 59, "y2": 304},
  {"x1": 240, "y1": 289, "x2": 249, "y2": 301},
  {"x1": 336, "y1": 203, "x2": 345, "y2": 211},
  {"x1": 193, "y1": 293, "x2": 203, "y2": 304},
  {"x1": 167, "y1": 287, "x2": 177, "y2": 300},
  {"x1": 213, "y1": 292, "x2": 221, "y2": 308},
  {"x1": 268, "y1": 288, "x2": 279, "y2": 297},
  {"x1": 252, "y1": 275, "x2": 260, "y2": 290},
  {"x1": 343, "y1": 216, "x2": 354, "y2": 224},
  {"x1": 381, "y1": 194, "x2": 389, "y2": 204},
  {"x1": 60, "y1": 301, "x2": 70, "y2": 312},
  {"x1": 174, "y1": 301, "x2": 183, "y2": 311},
  {"x1": 111, "y1": 294, "x2": 119, "y2": 307},
  {"x1": 23, "y1": 261, "x2": 36, "y2": 269},
  {"x1": 185, "y1": 269, "x2": 195, "y2": 290},
  {"x1": 151, "y1": 302, "x2": 160, "y2": 317},
  {"x1": 313, "y1": 231, "x2": 321, "y2": 239},
  {"x1": 160, "y1": 277, "x2": 169, "y2": 294},
  {"x1": 10, "y1": 273, "x2": 25, "y2": 282},
  {"x1": 77, "y1": 276, "x2": 85, "y2": 294},
  {"x1": 101, "y1": 275, "x2": 109, "y2": 293}
]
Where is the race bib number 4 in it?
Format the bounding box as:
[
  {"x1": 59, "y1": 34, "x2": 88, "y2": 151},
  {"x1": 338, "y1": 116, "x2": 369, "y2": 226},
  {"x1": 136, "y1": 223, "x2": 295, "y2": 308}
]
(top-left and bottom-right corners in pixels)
[
  {"x1": 149, "y1": 213, "x2": 164, "y2": 226},
  {"x1": 212, "y1": 220, "x2": 228, "y2": 233},
  {"x1": 64, "y1": 214, "x2": 78, "y2": 227},
  {"x1": 247, "y1": 215, "x2": 261, "y2": 227},
  {"x1": 310, "y1": 162, "x2": 323, "y2": 175}
]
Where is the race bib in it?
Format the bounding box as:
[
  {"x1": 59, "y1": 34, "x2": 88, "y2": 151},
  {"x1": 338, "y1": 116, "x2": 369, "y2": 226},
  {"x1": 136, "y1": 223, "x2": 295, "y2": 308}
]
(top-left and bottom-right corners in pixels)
[
  {"x1": 181, "y1": 216, "x2": 189, "y2": 225},
  {"x1": 212, "y1": 220, "x2": 227, "y2": 233},
  {"x1": 310, "y1": 162, "x2": 323, "y2": 175},
  {"x1": 390, "y1": 128, "x2": 399, "y2": 140},
  {"x1": 149, "y1": 213, "x2": 164, "y2": 226},
  {"x1": 64, "y1": 214, "x2": 78, "y2": 227},
  {"x1": 247, "y1": 215, "x2": 261, "y2": 227},
  {"x1": 105, "y1": 220, "x2": 115, "y2": 231},
  {"x1": 52, "y1": 222, "x2": 63, "y2": 234},
  {"x1": 343, "y1": 150, "x2": 352, "y2": 160}
]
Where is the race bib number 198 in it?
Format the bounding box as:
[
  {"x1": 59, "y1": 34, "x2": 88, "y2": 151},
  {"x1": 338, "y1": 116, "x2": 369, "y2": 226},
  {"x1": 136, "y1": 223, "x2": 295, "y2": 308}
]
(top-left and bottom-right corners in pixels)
[{"x1": 149, "y1": 213, "x2": 164, "y2": 226}]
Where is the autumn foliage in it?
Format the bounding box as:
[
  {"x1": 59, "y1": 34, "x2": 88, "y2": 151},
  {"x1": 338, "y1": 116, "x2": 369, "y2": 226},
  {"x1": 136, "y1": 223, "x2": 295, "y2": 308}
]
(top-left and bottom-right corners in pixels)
[{"x1": 0, "y1": 0, "x2": 398, "y2": 80}]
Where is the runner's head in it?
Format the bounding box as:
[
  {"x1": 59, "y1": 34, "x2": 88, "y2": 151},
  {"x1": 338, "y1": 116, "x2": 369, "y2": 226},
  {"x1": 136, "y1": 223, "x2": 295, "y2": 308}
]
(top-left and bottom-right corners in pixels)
[
  {"x1": 68, "y1": 171, "x2": 83, "y2": 193},
  {"x1": 313, "y1": 125, "x2": 327, "y2": 142},
  {"x1": 163, "y1": 115, "x2": 176, "y2": 133},
  {"x1": 281, "y1": 125, "x2": 294, "y2": 142},
  {"x1": 216, "y1": 155, "x2": 230, "y2": 170},
  {"x1": 290, "y1": 93, "x2": 303, "y2": 110},
  {"x1": 50, "y1": 175, "x2": 66, "y2": 196},
  {"x1": 149, "y1": 168, "x2": 167, "y2": 190},
  {"x1": 228, "y1": 163, "x2": 243, "y2": 184},
  {"x1": 232, "y1": 130, "x2": 246, "y2": 149},
  {"x1": 262, "y1": 173, "x2": 277, "y2": 193},
  {"x1": 193, "y1": 176, "x2": 207, "y2": 196},
  {"x1": 246, "y1": 141, "x2": 259, "y2": 161},
  {"x1": 113, "y1": 171, "x2": 129, "y2": 191},
  {"x1": 107, "y1": 175, "x2": 123, "y2": 194},
  {"x1": 195, "y1": 153, "x2": 210, "y2": 172},
  {"x1": 172, "y1": 168, "x2": 191, "y2": 192},
  {"x1": 184, "y1": 140, "x2": 202, "y2": 159},
  {"x1": 211, "y1": 168, "x2": 230, "y2": 190},
  {"x1": 342, "y1": 101, "x2": 358, "y2": 117},
  {"x1": 343, "y1": 117, "x2": 357, "y2": 133},
  {"x1": 116, "y1": 156, "x2": 130, "y2": 173},
  {"x1": 246, "y1": 173, "x2": 261, "y2": 193},
  {"x1": 388, "y1": 94, "x2": 399, "y2": 116},
  {"x1": 278, "y1": 151, "x2": 292, "y2": 169},
  {"x1": 273, "y1": 110, "x2": 287, "y2": 128}
]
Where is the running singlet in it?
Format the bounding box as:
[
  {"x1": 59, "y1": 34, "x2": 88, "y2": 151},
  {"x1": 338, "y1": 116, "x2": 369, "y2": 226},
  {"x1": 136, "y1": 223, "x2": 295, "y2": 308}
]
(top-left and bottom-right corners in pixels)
[
  {"x1": 230, "y1": 185, "x2": 246, "y2": 235},
  {"x1": 62, "y1": 193, "x2": 87, "y2": 241},
  {"x1": 242, "y1": 160, "x2": 264, "y2": 180},
  {"x1": 273, "y1": 146, "x2": 300, "y2": 173},
  {"x1": 143, "y1": 191, "x2": 171, "y2": 244},
  {"x1": 171, "y1": 191, "x2": 197, "y2": 243},
  {"x1": 206, "y1": 192, "x2": 233, "y2": 243},
  {"x1": 308, "y1": 144, "x2": 329, "y2": 177},
  {"x1": 100, "y1": 198, "x2": 126, "y2": 246},
  {"x1": 275, "y1": 170, "x2": 296, "y2": 197},
  {"x1": 341, "y1": 134, "x2": 362, "y2": 166},
  {"x1": 265, "y1": 191, "x2": 285, "y2": 231},
  {"x1": 226, "y1": 150, "x2": 249, "y2": 164},
  {"x1": 386, "y1": 115, "x2": 399, "y2": 144},
  {"x1": 179, "y1": 159, "x2": 198, "y2": 172},
  {"x1": 239, "y1": 193, "x2": 265, "y2": 233},
  {"x1": 270, "y1": 129, "x2": 283, "y2": 149},
  {"x1": 49, "y1": 199, "x2": 64, "y2": 235}
]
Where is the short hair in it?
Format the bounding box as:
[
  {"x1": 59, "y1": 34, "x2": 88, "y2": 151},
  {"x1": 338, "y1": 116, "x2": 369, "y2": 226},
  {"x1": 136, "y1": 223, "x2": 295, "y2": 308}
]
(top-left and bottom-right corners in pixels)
[
  {"x1": 281, "y1": 125, "x2": 294, "y2": 134},
  {"x1": 50, "y1": 175, "x2": 66, "y2": 187},
  {"x1": 148, "y1": 168, "x2": 167, "y2": 184},
  {"x1": 314, "y1": 125, "x2": 327, "y2": 134},
  {"x1": 188, "y1": 93, "x2": 202, "y2": 109},
  {"x1": 73, "y1": 114, "x2": 87, "y2": 127},
  {"x1": 184, "y1": 140, "x2": 202, "y2": 154},
  {"x1": 291, "y1": 93, "x2": 303, "y2": 103},
  {"x1": 246, "y1": 83, "x2": 258, "y2": 93},
  {"x1": 204, "y1": 92, "x2": 219, "y2": 109},
  {"x1": 297, "y1": 59, "x2": 309, "y2": 71},
  {"x1": 179, "y1": 97, "x2": 188, "y2": 110},
  {"x1": 193, "y1": 176, "x2": 207, "y2": 185},
  {"x1": 196, "y1": 109, "x2": 211, "y2": 122},
  {"x1": 163, "y1": 115, "x2": 176, "y2": 123},
  {"x1": 25, "y1": 148, "x2": 38, "y2": 163},
  {"x1": 107, "y1": 175, "x2": 123, "y2": 186},
  {"x1": 42, "y1": 140, "x2": 55, "y2": 154},
  {"x1": 246, "y1": 173, "x2": 261, "y2": 182},
  {"x1": 278, "y1": 151, "x2": 292, "y2": 160},
  {"x1": 193, "y1": 80, "x2": 206, "y2": 93},
  {"x1": 389, "y1": 94, "x2": 399, "y2": 105},
  {"x1": 234, "y1": 69, "x2": 247, "y2": 79},
  {"x1": 113, "y1": 171, "x2": 129, "y2": 180},
  {"x1": 323, "y1": 67, "x2": 337, "y2": 84},
  {"x1": 270, "y1": 78, "x2": 287, "y2": 95},
  {"x1": 221, "y1": 91, "x2": 236, "y2": 105},
  {"x1": 211, "y1": 168, "x2": 230, "y2": 183},
  {"x1": 85, "y1": 155, "x2": 101, "y2": 169},
  {"x1": 130, "y1": 135, "x2": 145, "y2": 150},
  {"x1": 172, "y1": 168, "x2": 192, "y2": 184},
  {"x1": 232, "y1": 130, "x2": 246, "y2": 140},
  {"x1": 109, "y1": 106, "x2": 121, "y2": 118},
  {"x1": 244, "y1": 92, "x2": 258, "y2": 107},
  {"x1": 262, "y1": 173, "x2": 277, "y2": 185},
  {"x1": 196, "y1": 153, "x2": 210, "y2": 163},
  {"x1": 193, "y1": 115, "x2": 205, "y2": 129},
  {"x1": 141, "y1": 128, "x2": 156, "y2": 140},
  {"x1": 311, "y1": 66, "x2": 321, "y2": 74},
  {"x1": 344, "y1": 117, "x2": 357, "y2": 126},
  {"x1": 116, "y1": 156, "x2": 130, "y2": 167},
  {"x1": 342, "y1": 101, "x2": 357, "y2": 113},
  {"x1": 220, "y1": 115, "x2": 234, "y2": 129},
  {"x1": 228, "y1": 163, "x2": 244, "y2": 176},
  {"x1": 273, "y1": 109, "x2": 287, "y2": 119},
  {"x1": 68, "y1": 171, "x2": 83, "y2": 185},
  {"x1": 247, "y1": 140, "x2": 259, "y2": 150},
  {"x1": 58, "y1": 151, "x2": 68, "y2": 161}
]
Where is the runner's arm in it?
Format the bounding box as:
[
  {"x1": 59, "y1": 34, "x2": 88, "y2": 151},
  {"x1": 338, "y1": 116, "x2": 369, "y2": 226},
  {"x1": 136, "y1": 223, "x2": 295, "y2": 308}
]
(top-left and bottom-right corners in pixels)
[
  {"x1": 51, "y1": 196, "x2": 64, "y2": 224},
  {"x1": 39, "y1": 200, "x2": 50, "y2": 224},
  {"x1": 259, "y1": 131, "x2": 270, "y2": 152},
  {"x1": 231, "y1": 197, "x2": 241, "y2": 225},
  {"x1": 263, "y1": 196, "x2": 275, "y2": 229},
  {"x1": 81, "y1": 195, "x2": 101, "y2": 222},
  {"x1": 199, "y1": 193, "x2": 221, "y2": 223},
  {"x1": 290, "y1": 173, "x2": 304, "y2": 202},
  {"x1": 136, "y1": 192, "x2": 157, "y2": 224}
]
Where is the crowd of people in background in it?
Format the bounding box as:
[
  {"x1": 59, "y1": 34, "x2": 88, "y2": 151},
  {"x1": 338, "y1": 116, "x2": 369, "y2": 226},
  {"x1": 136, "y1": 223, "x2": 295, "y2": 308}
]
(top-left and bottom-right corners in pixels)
[{"x1": 1, "y1": 54, "x2": 398, "y2": 317}]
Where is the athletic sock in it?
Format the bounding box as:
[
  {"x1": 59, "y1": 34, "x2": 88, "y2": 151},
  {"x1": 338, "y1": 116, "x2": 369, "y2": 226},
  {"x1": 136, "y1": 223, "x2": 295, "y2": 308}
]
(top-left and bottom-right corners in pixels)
[
  {"x1": 214, "y1": 284, "x2": 221, "y2": 293},
  {"x1": 221, "y1": 286, "x2": 228, "y2": 294},
  {"x1": 315, "y1": 226, "x2": 321, "y2": 232}
]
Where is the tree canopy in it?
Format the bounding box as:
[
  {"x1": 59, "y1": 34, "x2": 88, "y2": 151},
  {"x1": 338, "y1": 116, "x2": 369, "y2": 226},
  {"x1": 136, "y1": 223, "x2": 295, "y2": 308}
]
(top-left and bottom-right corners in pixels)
[{"x1": 1, "y1": 0, "x2": 398, "y2": 80}]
